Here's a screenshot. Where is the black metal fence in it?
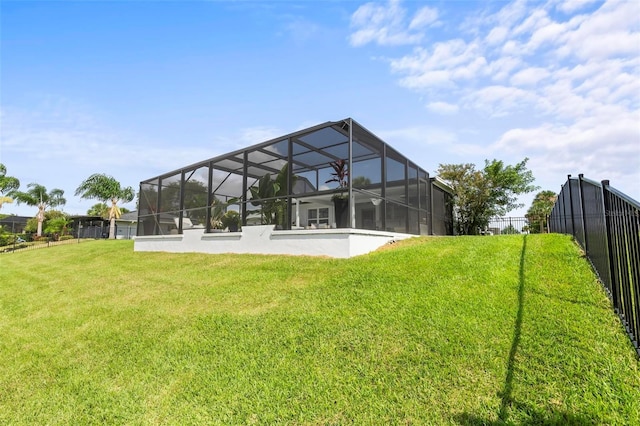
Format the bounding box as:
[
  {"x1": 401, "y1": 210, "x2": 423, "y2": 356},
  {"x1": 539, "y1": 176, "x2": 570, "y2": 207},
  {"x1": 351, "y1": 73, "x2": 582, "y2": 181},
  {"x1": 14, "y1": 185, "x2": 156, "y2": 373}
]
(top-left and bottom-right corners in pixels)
[
  {"x1": 76, "y1": 224, "x2": 109, "y2": 239},
  {"x1": 484, "y1": 217, "x2": 530, "y2": 235},
  {"x1": 550, "y1": 174, "x2": 640, "y2": 357},
  {"x1": 0, "y1": 237, "x2": 93, "y2": 254}
]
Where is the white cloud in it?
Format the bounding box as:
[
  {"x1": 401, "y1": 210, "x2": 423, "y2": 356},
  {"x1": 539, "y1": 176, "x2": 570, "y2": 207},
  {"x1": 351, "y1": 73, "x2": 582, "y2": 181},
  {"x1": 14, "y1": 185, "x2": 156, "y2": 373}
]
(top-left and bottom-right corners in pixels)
[
  {"x1": 398, "y1": 69, "x2": 455, "y2": 90},
  {"x1": 0, "y1": 98, "x2": 234, "y2": 216},
  {"x1": 558, "y1": 0, "x2": 640, "y2": 60},
  {"x1": 487, "y1": 56, "x2": 523, "y2": 82},
  {"x1": 0, "y1": 96, "x2": 290, "y2": 217},
  {"x1": 493, "y1": 0, "x2": 529, "y2": 29},
  {"x1": 557, "y1": 0, "x2": 600, "y2": 14},
  {"x1": 349, "y1": 0, "x2": 640, "y2": 200},
  {"x1": 512, "y1": 8, "x2": 550, "y2": 36},
  {"x1": 349, "y1": 0, "x2": 439, "y2": 46},
  {"x1": 382, "y1": 0, "x2": 639, "y2": 107},
  {"x1": 510, "y1": 67, "x2": 551, "y2": 86},
  {"x1": 493, "y1": 110, "x2": 640, "y2": 180},
  {"x1": 1, "y1": 102, "x2": 214, "y2": 176},
  {"x1": 390, "y1": 39, "x2": 487, "y2": 90},
  {"x1": 524, "y1": 19, "x2": 567, "y2": 53},
  {"x1": 237, "y1": 126, "x2": 282, "y2": 146},
  {"x1": 463, "y1": 85, "x2": 541, "y2": 117},
  {"x1": 378, "y1": 125, "x2": 457, "y2": 146},
  {"x1": 485, "y1": 26, "x2": 509, "y2": 45},
  {"x1": 377, "y1": 124, "x2": 494, "y2": 169},
  {"x1": 409, "y1": 6, "x2": 438, "y2": 30},
  {"x1": 426, "y1": 101, "x2": 459, "y2": 114}
]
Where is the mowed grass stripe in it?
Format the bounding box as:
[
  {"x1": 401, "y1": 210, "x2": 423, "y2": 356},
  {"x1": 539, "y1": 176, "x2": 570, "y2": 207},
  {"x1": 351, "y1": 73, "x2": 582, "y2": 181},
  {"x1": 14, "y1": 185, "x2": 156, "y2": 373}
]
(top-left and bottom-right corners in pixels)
[{"x1": 0, "y1": 235, "x2": 637, "y2": 424}]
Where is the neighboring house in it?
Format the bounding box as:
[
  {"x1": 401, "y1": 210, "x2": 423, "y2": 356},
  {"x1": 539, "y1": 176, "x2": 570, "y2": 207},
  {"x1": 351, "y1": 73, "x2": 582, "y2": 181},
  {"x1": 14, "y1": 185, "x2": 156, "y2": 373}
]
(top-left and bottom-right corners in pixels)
[
  {"x1": 70, "y1": 212, "x2": 140, "y2": 240},
  {"x1": 134, "y1": 118, "x2": 454, "y2": 257},
  {"x1": 115, "y1": 211, "x2": 138, "y2": 239},
  {"x1": 70, "y1": 216, "x2": 109, "y2": 239},
  {"x1": 0, "y1": 215, "x2": 31, "y2": 234},
  {"x1": 430, "y1": 177, "x2": 455, "y2": 236}
]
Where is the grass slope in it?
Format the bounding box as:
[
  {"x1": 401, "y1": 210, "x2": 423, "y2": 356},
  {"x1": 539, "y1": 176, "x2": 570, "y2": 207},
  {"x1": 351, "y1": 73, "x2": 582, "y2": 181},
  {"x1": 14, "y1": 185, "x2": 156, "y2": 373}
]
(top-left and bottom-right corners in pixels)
[{"x1": 0, "y1": 235, "x2": 638, "y2": 425}]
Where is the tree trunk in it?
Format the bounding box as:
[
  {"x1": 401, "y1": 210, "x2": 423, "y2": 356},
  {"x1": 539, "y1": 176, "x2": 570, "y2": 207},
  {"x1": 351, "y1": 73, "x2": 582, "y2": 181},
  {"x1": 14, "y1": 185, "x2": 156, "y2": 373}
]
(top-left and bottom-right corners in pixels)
[
  {"x1": 36, "y1": 205, "x2": 44, "y2": 236},
  {"x1": 109, "y1": 199, "x2": 117, "y2": 239}
]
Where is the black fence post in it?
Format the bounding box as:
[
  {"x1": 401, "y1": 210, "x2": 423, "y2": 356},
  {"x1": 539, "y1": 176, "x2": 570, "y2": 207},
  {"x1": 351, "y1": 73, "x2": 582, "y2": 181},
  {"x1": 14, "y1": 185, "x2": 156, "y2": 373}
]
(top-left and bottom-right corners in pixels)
[
  {"x1": 601, "y1": 180, "x2": 619, "y2": 312},
  {"x1": 578, "y1": 174, "x2": 589, "y2": 255},
  {"x1": 551, "y1": 175, "x2": 639, "y2": 358},
  {"x1": 629, "y1": 206, "x2": 640, "y2": 353},
  {"x1": 567, "y1": 174, "x2": 576, "y2": 238},
  {"x1": 561, "y1": 182, "x2": 569, "y2": 234},
  {"x1": 616, "y1": 192, "x2": 636, "y2": 346}
]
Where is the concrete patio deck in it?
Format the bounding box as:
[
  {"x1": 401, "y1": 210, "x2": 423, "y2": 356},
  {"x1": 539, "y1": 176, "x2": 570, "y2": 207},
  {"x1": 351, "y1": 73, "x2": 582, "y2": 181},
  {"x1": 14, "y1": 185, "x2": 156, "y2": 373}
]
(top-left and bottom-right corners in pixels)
[{"x1": 133, "y1": 225, "x2": 414, "y2": 258}]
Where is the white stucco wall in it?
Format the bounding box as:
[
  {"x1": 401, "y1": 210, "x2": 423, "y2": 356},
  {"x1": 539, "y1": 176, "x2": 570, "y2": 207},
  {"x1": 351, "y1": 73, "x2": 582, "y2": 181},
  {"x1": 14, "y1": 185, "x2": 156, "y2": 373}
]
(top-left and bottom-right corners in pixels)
[{"x1": 133, "y1": 225, "x2": 414, "y2": 258}]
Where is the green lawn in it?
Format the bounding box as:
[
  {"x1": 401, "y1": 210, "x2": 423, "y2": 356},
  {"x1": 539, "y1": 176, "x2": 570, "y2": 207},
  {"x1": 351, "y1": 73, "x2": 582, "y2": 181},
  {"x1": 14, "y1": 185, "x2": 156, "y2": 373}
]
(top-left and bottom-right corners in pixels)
[{"x1": 0, "y1": 234, "x2": 638, "y2": 425}]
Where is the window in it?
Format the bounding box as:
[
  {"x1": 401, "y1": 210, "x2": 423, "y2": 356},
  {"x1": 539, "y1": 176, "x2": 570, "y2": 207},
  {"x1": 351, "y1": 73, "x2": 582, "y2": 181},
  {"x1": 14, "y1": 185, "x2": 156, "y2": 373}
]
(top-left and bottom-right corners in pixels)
[{"x1": 308, "y1": 207, "x2": 329, "y2": 226}]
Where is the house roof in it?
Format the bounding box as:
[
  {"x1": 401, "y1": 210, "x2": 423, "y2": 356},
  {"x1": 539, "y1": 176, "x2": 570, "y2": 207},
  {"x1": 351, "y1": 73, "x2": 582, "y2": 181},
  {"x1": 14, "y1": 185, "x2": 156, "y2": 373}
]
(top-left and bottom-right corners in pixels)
[
  {"x1": 431, "y1": 176, "x2": 454, "y2": 193},
  {"x1": 118, "y1": 211, "x2": 138, "y2": 222},
  {"x1": 0, "y1": 215, "x2": 31, "y2": 226}
]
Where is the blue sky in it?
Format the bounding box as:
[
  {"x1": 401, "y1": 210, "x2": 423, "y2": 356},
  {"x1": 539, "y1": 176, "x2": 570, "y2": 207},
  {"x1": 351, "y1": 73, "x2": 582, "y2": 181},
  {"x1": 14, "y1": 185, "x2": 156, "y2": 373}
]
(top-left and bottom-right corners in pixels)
[{"x1": 1, "y1": 0, "x2": 639, "y2": 218}]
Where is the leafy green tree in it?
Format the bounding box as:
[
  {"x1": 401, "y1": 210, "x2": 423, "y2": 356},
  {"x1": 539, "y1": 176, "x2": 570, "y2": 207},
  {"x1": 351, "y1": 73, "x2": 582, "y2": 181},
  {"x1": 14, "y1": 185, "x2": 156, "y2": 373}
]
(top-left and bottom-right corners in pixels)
[
  {"x1": 12, "y1": 184, "x2": 66, "y2": 236},
  {"x1": 0, "y1": 163, "x2": 20, "y2": 210},
  {"x1": 436, "y1": 163, "x2": 488, "y2": 235},
  {"x1": 501, "y1": 224, "x2": 520, "y2": 235},
  {"x1": 44, "y1": 211, "x2": 72, "y2": 240},
  {"x1": 525, "y1": 190, "x2": 557, "y2": 234},
  {"x1": 0, "y1": 226, "x2": 8, "y2": 246},
  {"x1": 44, "y1": 218, "x2": 69, "y2": 239},
  {"x1": 437, "y1": 158, "x2": 538, "y2": 235},
  {"x1": 24, "y1": 218, "x2": 37, "y2": 234},
  {"x1": 249, "y1": 164, "x2": 293, "y2": 227},
  {"x1": 75, "y1": 174, "x2": 135, "y2": 239},
  {"x1": 352, "y1": 176, "x2": 372, "y2": 188},
  {"x1": 24, "y1": 210, "x2": 69, "y2": 239},
  {"x1": 86, "y1": 202, "x2": 129, "y2": 219}
]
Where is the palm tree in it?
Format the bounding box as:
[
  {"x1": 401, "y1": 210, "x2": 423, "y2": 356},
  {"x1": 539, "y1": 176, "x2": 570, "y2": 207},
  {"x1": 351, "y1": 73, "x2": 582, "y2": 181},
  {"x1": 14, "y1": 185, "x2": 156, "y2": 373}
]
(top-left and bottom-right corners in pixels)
[
  {"x1": 87, "y1": 202, "x2": 110, "y2": 218},
  {"x1": 526, "y1": 190, "x2": 557, "y2": 234},
  {"x1": 0, "y1": 163, "x2": 20, "y2": 210},
  {"x1": 12, "y1": 183, "x2": 66, "y2": 236},
  {"x1": 75, "y1": 174, "x2": 135, "y2": 239}
]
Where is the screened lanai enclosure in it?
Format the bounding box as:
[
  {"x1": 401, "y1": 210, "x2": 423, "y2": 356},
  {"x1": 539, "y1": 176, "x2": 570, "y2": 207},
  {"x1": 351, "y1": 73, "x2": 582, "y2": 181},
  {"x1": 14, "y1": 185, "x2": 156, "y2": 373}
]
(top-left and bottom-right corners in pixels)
[{"x1": 135, "y1": 118, "x2": 453, "y2": 257}]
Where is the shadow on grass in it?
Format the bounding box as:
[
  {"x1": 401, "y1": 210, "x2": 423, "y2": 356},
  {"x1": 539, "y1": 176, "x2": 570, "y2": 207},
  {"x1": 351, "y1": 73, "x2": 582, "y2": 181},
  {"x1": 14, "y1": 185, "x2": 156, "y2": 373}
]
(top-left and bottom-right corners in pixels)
[
  {"x1": 455, "y1": 235, "x2": 594, "y2": 425},
  {"x1": 455, "y1": 401, "x2": 596, "y2": 425},
  {"x1": 495, "y1": 234, "x2": 527, "y2": 423}
]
